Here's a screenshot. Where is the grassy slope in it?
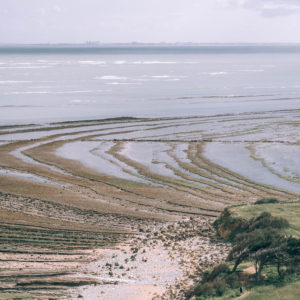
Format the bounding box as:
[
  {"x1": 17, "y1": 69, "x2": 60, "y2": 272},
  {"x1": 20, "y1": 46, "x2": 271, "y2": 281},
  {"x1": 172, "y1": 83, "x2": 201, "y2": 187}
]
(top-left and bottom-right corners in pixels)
[
  {"x1": 229, "y1": 201, "x2": 300, "y2": 238},
  {"x1": 242, "y1": 281, "x2": 300, "y2": 300},
  {"x1": 204, "y1": 202, "x2": 300, "y2": 300},
  {"x1": 208, "y1": 280, "x2": 300, "y2": 300}
]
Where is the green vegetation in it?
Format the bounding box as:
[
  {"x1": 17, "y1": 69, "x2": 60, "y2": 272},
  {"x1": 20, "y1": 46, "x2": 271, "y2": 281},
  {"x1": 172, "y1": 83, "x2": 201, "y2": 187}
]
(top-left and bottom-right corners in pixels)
[
  {"x1": 229, "y1": 201, "x2": 300, "y2": 238},
  {"x1": 188, "y1": 199, "x2": 300, "y2": 300},
  {"x1": 186, "y1": 264, "x2": 240, "y2": 299},
  {"x1": 130, "y1": 254, "x2": 137, "y2": 261},
  {"x1": 228, "y1": 212, "x2": 292, "y2": 276},
  {"x1": 189, "y1": 265, "x2": 300, "y2": 300},
  {"x1": 254, "y1": 198, "x2": 279, "y2": 205},
  {"x1": 241, "y1": 280, "x2": 300, "y2": 300},
  {"x1": 131, "y1": 247, "x2": 139, "y2": 253},
  {"x1": 188, "y1": 239, "x2": 299, "y2": 299}
]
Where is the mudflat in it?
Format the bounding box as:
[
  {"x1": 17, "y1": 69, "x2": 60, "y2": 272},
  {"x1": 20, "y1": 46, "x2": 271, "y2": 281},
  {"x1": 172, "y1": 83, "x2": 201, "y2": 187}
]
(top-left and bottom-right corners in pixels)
[{"x1": 0, "y1": 113, "x2": 299, "y2": 299}]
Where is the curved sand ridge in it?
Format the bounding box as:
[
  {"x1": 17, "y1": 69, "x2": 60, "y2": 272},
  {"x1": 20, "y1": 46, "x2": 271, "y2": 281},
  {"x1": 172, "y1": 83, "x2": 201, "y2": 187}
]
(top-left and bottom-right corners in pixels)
[{"x1": 0, "y1": 112, "x2": 299, "y2": 299}]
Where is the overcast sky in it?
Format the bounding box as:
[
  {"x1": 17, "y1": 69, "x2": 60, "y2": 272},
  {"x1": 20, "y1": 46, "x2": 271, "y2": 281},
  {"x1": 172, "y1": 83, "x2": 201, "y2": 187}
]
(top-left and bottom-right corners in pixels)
[{"x1": 1, "y1": 0, "x2": 300, "y2": 44}]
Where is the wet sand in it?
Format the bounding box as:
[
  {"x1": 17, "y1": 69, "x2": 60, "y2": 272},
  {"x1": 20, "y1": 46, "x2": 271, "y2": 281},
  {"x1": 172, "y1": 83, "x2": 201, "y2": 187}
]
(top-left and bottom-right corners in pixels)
[{"x1": 0, "y1": 113, "x2": 299, "y2": 299}]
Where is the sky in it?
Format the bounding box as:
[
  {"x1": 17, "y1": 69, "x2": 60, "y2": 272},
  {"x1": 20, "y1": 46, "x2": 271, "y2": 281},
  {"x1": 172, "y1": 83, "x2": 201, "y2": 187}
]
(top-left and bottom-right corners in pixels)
[{"x1": 1, "y1": 0, "x2": 300, "y2": 44}]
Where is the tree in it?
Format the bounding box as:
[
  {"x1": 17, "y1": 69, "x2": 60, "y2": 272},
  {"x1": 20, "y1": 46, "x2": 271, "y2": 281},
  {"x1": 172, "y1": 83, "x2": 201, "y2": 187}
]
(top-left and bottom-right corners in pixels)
[
  {"x1": 247, "y1": 212, "x2": 289, "y2": 232},
  {"x1": 269, "y1": 237, "x2": 300, "y2": 277},
  {"x1": 250, "y1": 229, "x2": 286, "y2": 281},
  {"x1": 229, "y1": 227, "x2": 286, "y2": 276},
  {"x1": 228, "y1": 212, "x2": 290, "y2": 279}
]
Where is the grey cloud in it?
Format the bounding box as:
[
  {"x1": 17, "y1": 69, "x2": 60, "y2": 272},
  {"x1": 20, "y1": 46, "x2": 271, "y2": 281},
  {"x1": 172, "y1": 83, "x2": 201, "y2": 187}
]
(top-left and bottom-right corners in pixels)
[{"x1": 221, "y1": 0, "x2": 300, "y2": 17}]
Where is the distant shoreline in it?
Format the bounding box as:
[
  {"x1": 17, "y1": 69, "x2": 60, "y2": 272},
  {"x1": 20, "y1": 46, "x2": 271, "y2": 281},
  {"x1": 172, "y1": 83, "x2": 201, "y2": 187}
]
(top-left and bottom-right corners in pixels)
[
  {"x1": 1, "y1": 43, "x2": 300, "y2": 54},
  {"x1": 2, "y1": 42, "x2": 300, "y2": 46}
]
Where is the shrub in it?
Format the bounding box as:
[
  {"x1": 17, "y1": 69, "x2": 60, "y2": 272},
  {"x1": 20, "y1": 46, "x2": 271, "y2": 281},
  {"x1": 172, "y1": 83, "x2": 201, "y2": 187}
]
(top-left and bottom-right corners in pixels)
[
  {"x1": 254, "y1": 198, "x2": 279, "y2": 205},
  {"x1": 209, "y1": 263, "x2": 230, "y2": 280},
  {"x1": 196, "y1": 282, "x2": 215, "y2": 296},
  {"x1": 187, "y1": 264, "x2": 233, "y2": 298},
  {"x1": 214, "y1": 278, "x2": 227, "y2": 296},
  {"x1": 248, "y1": 212, "x2": 289, "y2": 231},
  {"x1": 226, "y1": 273, "x2": 240, "y2": 288}
]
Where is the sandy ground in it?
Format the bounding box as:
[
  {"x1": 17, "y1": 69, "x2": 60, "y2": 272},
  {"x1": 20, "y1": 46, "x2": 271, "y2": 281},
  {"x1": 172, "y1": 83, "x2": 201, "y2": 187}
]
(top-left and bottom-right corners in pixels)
[{"x1": 71, "y1": 218, "x2": 231, "y2": 300}]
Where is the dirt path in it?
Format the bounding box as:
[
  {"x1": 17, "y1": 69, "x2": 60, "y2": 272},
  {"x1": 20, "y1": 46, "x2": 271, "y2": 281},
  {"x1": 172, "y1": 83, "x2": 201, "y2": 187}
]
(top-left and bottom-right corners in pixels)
[{"x1": 235, "y1": 290, "x2": 250, "y2": 299}]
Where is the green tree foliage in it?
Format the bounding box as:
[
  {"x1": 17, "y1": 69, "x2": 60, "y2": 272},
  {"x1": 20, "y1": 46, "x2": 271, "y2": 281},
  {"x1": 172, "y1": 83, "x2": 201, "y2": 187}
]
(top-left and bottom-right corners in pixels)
[
  {"x1": 269, "y1": 237, "x2": 300, "y2": 277},
  {"x1": 186, "y1": 264, "x2": 238, "y2": 299},
  {"x1": 254, "y1": 198, "x2": 279, "y2": 205},
  {"x1": 228, "y1": 212, "x2": 299, "y2": 280},
  {"x1": 228, "y1": 212, "x2": 288, "y2": 273},
  {"x1": 189, "y1": 211, "x2": 299, "y2": 299},
  {"x1": 247, "y1": 212, "x2": 289, "y2": 231}
]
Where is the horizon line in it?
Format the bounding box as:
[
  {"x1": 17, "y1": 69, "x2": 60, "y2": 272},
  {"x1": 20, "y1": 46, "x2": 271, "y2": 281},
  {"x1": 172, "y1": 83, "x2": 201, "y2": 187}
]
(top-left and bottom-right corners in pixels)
[{"x1": 1, "y1": 42, "x2": 300, "y2": 47}]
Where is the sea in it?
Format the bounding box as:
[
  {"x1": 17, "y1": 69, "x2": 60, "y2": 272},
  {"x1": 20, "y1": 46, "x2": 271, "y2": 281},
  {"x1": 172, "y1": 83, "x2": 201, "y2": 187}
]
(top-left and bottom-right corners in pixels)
[{"x1": 0, "y1": 44, "x2": 300, "y2": 125}]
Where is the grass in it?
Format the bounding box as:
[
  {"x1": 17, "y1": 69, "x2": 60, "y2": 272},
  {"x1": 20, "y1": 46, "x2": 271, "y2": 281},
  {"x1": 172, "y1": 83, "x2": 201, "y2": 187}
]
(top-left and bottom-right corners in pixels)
[
  {"x1": 242, "y1": 281, "x2": 300, "y2": 300},
  {"x1": 205, "y1": 281, "x2": 300, "y2": 300},
  {"x1": 195, "y1": 264, "x2": 300, "y2": 300},
  {"x1": 195, "y1": 289, "x2": 241, "y2": 300},
  {"x1": 229, "y1": 201, "x2": 300, "y2": 238}
]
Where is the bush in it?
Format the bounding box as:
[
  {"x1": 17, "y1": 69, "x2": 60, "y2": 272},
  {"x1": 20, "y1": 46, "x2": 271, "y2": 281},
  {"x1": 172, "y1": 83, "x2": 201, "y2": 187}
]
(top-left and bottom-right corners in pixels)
[
  {"x1": 187, "y1": 264, "x2": 234, "y2": 298},
  {"x1": 248, "y1": 212, "x2": 289, "y2": 231},
  {"x1": 254, "y1": 198, "x2": 279, "y2": 205},
  {"x1": 226, "y1": 273, "x2": 240, "y2": 288},
  {"x1": 209, "y1": 263, "x2": 230, "y2": 280},
  {"x1": 190, "y1": 282, "x2": 215, "y2": 297},
  {"x1": 199, "y1": 282, "x2": 216, "y2": 296},
  {"x1": 214, "y1": 278, "x2": 227, "y2": 296}
]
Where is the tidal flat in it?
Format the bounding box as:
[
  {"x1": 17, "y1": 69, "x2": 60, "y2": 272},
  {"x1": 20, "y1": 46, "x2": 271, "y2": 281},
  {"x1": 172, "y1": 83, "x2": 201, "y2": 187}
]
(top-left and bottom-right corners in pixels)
[{"x1": 0, "y1": 110, "x2": 299, "y2": 299}]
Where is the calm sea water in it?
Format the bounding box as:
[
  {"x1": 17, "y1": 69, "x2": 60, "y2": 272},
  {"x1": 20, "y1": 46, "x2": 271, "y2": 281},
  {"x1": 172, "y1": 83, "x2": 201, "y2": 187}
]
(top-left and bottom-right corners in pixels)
[{"x1": 0, "y1": 45, "x2": 300, "y2": 125}]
